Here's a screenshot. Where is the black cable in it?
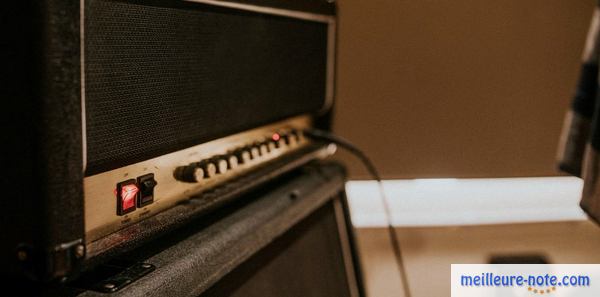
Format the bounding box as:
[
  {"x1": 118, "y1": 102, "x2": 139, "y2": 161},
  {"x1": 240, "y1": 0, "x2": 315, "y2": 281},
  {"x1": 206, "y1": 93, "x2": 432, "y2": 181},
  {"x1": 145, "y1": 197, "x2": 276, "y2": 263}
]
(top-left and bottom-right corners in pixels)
[{"x1": 304, "y1": 129, "x2": 412, "y2": 297}]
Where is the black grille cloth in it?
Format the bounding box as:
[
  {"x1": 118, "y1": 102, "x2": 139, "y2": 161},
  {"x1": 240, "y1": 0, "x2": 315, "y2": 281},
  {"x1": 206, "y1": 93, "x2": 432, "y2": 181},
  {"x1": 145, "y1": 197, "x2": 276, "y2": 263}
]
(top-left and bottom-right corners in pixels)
[{"x1": 84, "y1": 0, "x2": 328, "y2": 175}]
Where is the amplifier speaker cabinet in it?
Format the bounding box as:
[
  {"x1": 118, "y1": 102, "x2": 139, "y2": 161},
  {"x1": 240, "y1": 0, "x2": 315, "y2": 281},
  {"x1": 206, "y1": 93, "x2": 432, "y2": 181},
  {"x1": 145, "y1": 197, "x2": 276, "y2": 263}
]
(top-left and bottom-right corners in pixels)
[{"x1": 1, "y1": 0, "x2": 337, "y2": 281}]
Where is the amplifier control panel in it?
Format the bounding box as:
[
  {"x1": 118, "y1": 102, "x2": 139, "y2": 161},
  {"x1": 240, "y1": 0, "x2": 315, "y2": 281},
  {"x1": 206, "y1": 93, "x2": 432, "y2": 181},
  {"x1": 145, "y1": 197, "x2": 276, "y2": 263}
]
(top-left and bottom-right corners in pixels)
[
  {"x1": 84, "y1": 116, "x2": 312, "y2": 243},
  {"x1": 173, "y1": 130, "x2": 302, "y2": 183}
]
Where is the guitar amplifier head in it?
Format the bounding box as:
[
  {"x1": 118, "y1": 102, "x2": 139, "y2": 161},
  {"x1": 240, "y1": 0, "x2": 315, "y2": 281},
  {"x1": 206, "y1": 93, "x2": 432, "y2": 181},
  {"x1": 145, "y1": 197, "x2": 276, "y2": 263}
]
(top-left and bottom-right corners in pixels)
[{"x1": 1, "y1": 0, "x2": 336, "y2": 281}]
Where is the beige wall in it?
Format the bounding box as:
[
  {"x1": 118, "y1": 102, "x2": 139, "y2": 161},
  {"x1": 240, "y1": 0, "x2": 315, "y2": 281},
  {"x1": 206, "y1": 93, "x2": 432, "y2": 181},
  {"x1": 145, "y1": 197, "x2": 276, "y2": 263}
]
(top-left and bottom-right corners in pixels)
[
  {"x1": 334, "y1": 0, "x2": 595, "y2": 179},
  {"x1": 355, "y1": 221, "x2": 600, "y2": 297}
]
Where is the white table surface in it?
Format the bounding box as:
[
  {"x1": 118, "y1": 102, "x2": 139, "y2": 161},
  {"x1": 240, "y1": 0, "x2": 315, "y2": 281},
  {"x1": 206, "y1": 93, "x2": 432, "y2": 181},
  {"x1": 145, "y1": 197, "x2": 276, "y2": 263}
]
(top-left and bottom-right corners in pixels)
[{"x1": 345, "y1": 176, "x2": 587, "y2": 227}]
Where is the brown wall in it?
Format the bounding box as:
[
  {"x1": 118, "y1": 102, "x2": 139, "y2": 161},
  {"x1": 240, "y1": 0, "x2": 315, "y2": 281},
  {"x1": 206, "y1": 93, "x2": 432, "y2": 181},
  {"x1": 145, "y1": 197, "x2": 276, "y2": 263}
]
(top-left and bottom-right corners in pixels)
[{"x1": 334, "y1": 0, "x2": 595, "y2": 179}]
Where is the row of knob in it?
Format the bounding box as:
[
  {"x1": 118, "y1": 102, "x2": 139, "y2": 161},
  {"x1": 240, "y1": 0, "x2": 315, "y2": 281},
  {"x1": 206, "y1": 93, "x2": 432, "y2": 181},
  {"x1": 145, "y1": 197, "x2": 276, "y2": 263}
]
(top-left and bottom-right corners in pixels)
[{"x1": 174, "y1": 130, "x2": 303, "y2": 183}]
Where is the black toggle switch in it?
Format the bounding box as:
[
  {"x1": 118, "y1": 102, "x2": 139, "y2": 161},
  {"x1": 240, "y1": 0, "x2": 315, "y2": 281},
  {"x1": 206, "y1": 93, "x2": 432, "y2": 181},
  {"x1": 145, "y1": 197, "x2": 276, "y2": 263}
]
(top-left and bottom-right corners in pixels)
[{"x1": 137, "y1": 173, "x2": 157, "y2": 207}]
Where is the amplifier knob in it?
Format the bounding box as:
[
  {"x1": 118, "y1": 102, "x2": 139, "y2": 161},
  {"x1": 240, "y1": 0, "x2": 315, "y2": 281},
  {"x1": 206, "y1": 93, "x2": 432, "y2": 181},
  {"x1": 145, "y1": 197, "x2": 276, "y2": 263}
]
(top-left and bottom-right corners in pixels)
[
  {"x1": 281, "y1": 133, "x2": 291, "y2": 146},
  {"x1": 215, "y1": 158, "x2": 229, "y2": 174},
  {"x1": 292, "y1": 130, "x2": 303, "y2": 143},
  {"x1": 250, "y1": 146, "x2": 261, "y2": 159},
  {"x1": 259, "y1": 143, "x2": 269, "y2": 155},
  {"x1": 201, "y1": 161, "x2": 218, "y2": 178},
  {"x1": 234, "y1": 149, "x2": 252, "y2": 164},
  {"x1": 289, "y1": 130, "x2": 303, "y2": 145},
  {"x1": 174, "y1": 164, "x2": 205, "y2": 183},
  {"x1": 273, "y1": 139, "x2": 282, "y2": 149},
  {"x1": 228, "y1": 155, "x2": 239, "y2": 169}
]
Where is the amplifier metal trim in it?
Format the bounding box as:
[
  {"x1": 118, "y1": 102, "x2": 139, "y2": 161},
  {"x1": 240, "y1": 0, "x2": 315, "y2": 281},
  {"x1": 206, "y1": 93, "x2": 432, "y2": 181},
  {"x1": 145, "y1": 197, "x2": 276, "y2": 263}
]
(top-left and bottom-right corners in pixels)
[
  {"x1": 323, "y1": 19, "x2": 337, "y2": 114},
  {"x1": 84, "y1": 115, "x2": 313, "y2": 243},
  {"x1": 333, "y1": 198, "x2": 361, "y2": 297},
  {"x1": 184, "y1": 0, "x2": 335, "y2": 23},
  {"x1": 80, "y1": 0, "x2": 87, "y2": 172}
]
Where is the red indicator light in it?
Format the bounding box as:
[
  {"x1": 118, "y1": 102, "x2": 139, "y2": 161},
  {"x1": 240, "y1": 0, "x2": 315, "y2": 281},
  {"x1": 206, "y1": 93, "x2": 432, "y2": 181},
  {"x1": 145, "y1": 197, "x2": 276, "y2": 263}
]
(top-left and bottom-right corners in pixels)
[
  {"x1": 272, "y1": 133, "x2": 281, "y2": 141},
  {"x1": 121, "y1": 184, "x2": 139, "y2": 210}
]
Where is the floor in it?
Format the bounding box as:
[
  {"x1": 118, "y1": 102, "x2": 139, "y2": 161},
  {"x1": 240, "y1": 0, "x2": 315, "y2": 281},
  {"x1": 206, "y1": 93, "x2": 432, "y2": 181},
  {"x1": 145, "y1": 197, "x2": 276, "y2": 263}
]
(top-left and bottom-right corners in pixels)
[{"x1": 353, "y1": 221, "x2": 600, "y2": 297}]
